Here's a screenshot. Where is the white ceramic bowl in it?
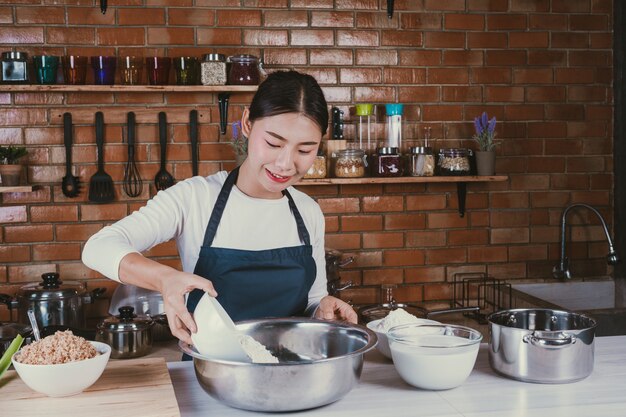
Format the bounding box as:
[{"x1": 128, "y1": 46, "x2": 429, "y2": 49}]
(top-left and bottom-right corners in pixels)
[
  {"x1": 12, "y1": 341, "x2": 111, "y2": 397},
  {"x1": 366, "y1": 318, "x2": 439, "y2": 359},
  {"x1": 387, "y1": 324, "x2": 482, "y2": 390}
]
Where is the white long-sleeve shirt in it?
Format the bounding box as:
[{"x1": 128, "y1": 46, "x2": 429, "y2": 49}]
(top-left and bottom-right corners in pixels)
[{"x1": 82, "y1": 171, "x2": 328, "y2": 315}]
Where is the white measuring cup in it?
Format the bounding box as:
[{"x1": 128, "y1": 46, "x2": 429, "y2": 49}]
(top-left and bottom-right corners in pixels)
[{"x1": 190, "y1": 293, "x2": 250, "y2": 362}]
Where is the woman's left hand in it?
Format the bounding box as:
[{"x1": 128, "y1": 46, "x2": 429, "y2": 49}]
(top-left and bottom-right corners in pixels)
[{"x1": 315, "y1": 295, "x2": 358, "y2": 323}]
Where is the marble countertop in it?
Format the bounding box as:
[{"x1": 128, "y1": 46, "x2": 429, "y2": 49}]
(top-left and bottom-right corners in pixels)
[{"x1": 167, "y1": 335, "x2": 626, "y2": 417}]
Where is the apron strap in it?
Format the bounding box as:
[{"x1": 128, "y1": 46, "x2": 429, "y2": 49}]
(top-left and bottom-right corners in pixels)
[{"x1": 201, "y1": 167, "x2": 311, "y2": 247}]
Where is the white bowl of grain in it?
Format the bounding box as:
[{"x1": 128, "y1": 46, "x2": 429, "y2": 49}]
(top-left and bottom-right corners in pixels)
[{"x1": 11, "y1": 330, "x2": 111, "y2": 397}]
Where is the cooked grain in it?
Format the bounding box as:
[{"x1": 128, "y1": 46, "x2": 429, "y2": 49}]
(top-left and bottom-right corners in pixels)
[{"x1": 14, "y1": 330, "x2": 98, "y2": 365}]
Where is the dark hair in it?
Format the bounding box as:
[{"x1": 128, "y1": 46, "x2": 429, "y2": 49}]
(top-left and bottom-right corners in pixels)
[{"x1": 248, "y1": 70, "x2": 328, "y2": 136}]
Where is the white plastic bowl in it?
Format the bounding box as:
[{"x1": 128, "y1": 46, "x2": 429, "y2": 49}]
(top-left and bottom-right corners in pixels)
[
  {"x1": 387, "y1": 324, "x2": 482, "y2": 390},
  {"x1": 366, "y1": 317, "x2": 439, "y2": 359},
  {"x1": 12, "y1": 341, "x2": 111, "y2": 397}
]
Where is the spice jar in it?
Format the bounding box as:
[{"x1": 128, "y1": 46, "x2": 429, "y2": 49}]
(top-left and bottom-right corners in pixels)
[
  {"x1": 437, "y1": 148, "x2": 471, "y2": 176},
  {"x1": 335, "y1": 148, "x2": 366, "y2": 178},
  {"x1": 372, "y1": 147, "x2": 403, "y2": 177},
  {"x1": 409, "y1": 146, "x2": 435, "y2": 177},
  {"x1": 227, "y1": 54, "x2": 260, "y2": 85},
  {"x1": 1, "y1": 51, "x2": 29, "y2": 83},
  {"x1": 304, "y1": 149, "x2": 327, "y2": 179},
  {"x1": 200, "y1": 53, "x2": 226, "y2": 86}
]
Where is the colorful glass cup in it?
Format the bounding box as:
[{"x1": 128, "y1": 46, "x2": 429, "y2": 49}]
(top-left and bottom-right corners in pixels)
[
  {"x1": 62, "y1": 55, "x2": 88, "y2": 85},
  {"x1": 146, "y1": 56, "x2": 171, "y2": 85},
  {"x1": 90, "y1": 55, "x2": 116, "y2": 85},
  {"x1": 33, "y1": 55, "x2": 59, "y2": 84},
  {"x1": 174, "y1": 57, "x2": 199, "y2": 85},
  {"x1": 119, "y1": 56, "x2": 143, "y2": 85}
]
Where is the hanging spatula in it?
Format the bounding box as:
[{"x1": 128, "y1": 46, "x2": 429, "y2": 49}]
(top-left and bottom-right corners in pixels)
[
  {"x1": 61, "y1": 112, "x2": 80, "y2": 198},
  {"x1": 88, "y1": 111, "x2": 115, "y2": 203},
  {"x1": 154, "y1": 111, "x2": 175, "y2": 191}
]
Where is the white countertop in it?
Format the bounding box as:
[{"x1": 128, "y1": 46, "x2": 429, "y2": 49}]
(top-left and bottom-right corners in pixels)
[{"x1": 168, "y1": 335, "x2": 626, "y2": 417}]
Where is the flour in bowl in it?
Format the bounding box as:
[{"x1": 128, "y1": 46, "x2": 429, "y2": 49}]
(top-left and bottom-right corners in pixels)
[
  {"x1": 239, "y1": 335, "x2": 279, "y2": 363},
  {"x1": 378, "y1": 308, "x2": 421, "y2": 333}
]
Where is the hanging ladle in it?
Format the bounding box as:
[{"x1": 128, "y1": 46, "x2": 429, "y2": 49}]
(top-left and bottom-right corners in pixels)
[{"x1": 27, "y1": 309, "x2": 41, "y2": 342}]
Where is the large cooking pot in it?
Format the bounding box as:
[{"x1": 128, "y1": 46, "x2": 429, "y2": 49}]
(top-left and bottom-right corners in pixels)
[
  {"x1": 0, "y1": 272, "x2": 105, "y2": 329},
  {"x1": 488, "y1": 308, "x2": 596, "y2": 384},
  {"x1": 325, "y1": 248, "x2": 354, "y2": 296},
  {"x1": 96, "y1": 306, "x2": 154, "y2": 359}
]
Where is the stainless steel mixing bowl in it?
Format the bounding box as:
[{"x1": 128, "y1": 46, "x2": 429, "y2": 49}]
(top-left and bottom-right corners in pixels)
[{"x1": 179, "y1": 317, "x2": 377, "y2": 412}]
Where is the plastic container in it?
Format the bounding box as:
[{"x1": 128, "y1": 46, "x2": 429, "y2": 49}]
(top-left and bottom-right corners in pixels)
[
  {"x1": 409, "y1": 146, "x2": 435, "y2": 177},
  {"x1": 227, "y1": 54, "x2": 260, "y2": 85},
  {"x1": 200, "y1": 53, "x2": 227, "y2": 86},
  {"x1": 372, "y1": 147, "x2": 403, "y2": 177},
  {"x1": 334, "y1": 148, "x2": 366, "y2": 178},
  {"x1": 385, "y1": 104, "x2": 404, "y2": 149},
  {"x1": 437, "y1": 148, "x2": 471, "y2": 176},
  {"x1": 1, "y1": 51, "x2": 29, "y2": 84}
]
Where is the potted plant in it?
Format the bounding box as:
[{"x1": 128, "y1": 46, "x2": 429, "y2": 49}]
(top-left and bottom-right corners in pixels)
[
  {"x1": 230, "y1": 121, "x2": 248, "y2": 166},
  {"x1": 0, "y1": 145, "x2": 28, "y2": 186},
  {"x1": 472, "y1": 112, "x2": 497, "y2": 176}
]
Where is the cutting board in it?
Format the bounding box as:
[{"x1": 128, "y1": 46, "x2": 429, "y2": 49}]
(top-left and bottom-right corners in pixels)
[{"x1": 0, "y1": 357, "x2": 181, "y2": 417}]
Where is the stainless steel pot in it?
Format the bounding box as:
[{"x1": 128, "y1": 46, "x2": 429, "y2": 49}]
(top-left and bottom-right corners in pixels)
[
  {"x1": 0, "y1": 272, "x2": 105, "y2": 329},
  {"x1": 488, "y1": 308, "x2": 596, "y2": 384},
  {"x1": 180, "y1": 317, "x2": 377, "y2": 412},
  {"x1": 96, "y1": 306, "x2": 154, "y2": 359}
]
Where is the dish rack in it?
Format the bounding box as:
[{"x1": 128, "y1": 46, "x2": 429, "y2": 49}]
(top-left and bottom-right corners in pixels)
[{"x1": 452, "y1": 272, "x2": 511, "y2": 324}]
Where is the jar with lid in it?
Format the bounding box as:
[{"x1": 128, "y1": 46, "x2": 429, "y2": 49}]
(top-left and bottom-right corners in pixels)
[
  {"x1": 1, "y1": 51, "x2": 29, "y2": 84},
  {"x1": 227, "y1": 54, "x2": 260, "y2": 85},
  {"x1": 304, "y1": 149, "x2": 327, "y2": 179},
  {"x1": 437, "y1": 148, "x2": 471, "y2": 176},
  {"x1": 409, "y1": 146, "x2": 435, "y2": 177},
  {"x1": 334, "y1": 148, "x2": 366, "y2": 178},
  {"x1": 201, "y1": 53, "x2": 226, "y2": 86},
  {"x1": 372, "y1": 147, "x2": 403, "y2": 177}
]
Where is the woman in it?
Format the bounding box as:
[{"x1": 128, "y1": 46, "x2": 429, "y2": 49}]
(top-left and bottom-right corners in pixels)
[{"x1": 82, "y1": 70, "x2": 357, "y2": 345}]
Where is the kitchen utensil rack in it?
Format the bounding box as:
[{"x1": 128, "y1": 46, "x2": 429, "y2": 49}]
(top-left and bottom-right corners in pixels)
[{"x1": 452, "y1": 272, "x2": 511, "y2": 324}]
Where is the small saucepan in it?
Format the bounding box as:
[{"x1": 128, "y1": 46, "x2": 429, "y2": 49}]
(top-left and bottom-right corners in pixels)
[{"x1": 96, "y1": 306, "x2": 154, "y2": 359}]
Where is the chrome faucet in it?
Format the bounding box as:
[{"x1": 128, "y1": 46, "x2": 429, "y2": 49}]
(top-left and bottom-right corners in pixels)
[{"x1": 553, "y1": 203, "x2": 620, "y2": 280}]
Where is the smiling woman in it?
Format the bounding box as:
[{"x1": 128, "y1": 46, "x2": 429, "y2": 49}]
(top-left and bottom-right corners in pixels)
[{"x1": 82, "y1": 71, "x2": 357, "y2": 361}]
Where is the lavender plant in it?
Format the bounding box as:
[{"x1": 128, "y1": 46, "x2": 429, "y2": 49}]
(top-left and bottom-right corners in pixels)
[
  {"x1": 230, "y1": 121, "x2": 248, "y2": 159},
  {"x1": 472, "y1": 112, "x2": 497, "y2": 151}
]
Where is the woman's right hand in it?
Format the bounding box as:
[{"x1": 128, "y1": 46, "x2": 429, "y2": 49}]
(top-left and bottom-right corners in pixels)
[{"x1": 159, "y1": 270, "x2": 217, "y2": 344}]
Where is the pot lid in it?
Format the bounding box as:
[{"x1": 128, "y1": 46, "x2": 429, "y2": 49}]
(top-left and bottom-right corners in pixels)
[
  {"x1": 0, "y1": 322, "x2": 31, "y2": 342},
  {"x1": 98, "y1": 306, "x2": 154, "y2": 333},
  {"x1": 358, "y1": 302, "x2": 429, "y2": 323},
  {"x1": 18, "y1": 272, "x2": 85, "y2": 301}
]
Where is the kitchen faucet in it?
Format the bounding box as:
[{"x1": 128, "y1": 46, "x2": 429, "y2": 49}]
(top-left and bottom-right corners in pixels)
[{"x1": 553, "y1": 203, "x2": 620, "y2": 280}]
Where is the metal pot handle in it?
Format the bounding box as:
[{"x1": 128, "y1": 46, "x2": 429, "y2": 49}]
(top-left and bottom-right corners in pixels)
[
  {"x1": 523, "y1": 332, "x2": 576, "y2": 348},
  {"x1": 82, "y1": 287, "x2": 107, "y2": 304},
  {"x1": 337, "y1": 257, "x2": 354, "y2": 268}
]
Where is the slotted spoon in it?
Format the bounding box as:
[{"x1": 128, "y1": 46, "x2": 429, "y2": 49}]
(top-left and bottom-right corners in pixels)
[
  {"x1": 61, "y1": 112, "x2": 80, "y2": 198},
  {"x1": 154, "y1": 111, "x2": 175, "y2": 191}
]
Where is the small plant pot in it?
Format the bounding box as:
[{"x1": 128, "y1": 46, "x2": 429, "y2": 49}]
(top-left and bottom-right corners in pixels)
[
  {"x1": 475, "y1": 150, "x2": 496, "y2": 176},
  {"x1": 0, "y1": 164, "x2": 23, "y2": 186}
]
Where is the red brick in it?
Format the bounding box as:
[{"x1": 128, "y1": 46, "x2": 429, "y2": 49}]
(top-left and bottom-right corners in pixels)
[
  {"x1": 468, "y1": 246, "x2": 508, "y2": 262},
  {"x1": 509, "y1": 244, "x2": 548, "y2": 261},
  {"x1": 0, "y1": 27, "x2": 44, "y2": 44},
  {"x1": 425, "y1": 31, "x2": 465, "y2": 48},
  {"x1": 0, "y1": 246, "x2": 30, "y2": 263},
  {"x1": 385, "y1": 213, "x2": 427, "y2": 230},
  {"x1": 4, "y1": 225, "x2": 53, "y2": 243},
  {"x1": 341, "y1": 215, "x2": 383, "y2": 232},
  {"x1": 405, "y1": 266, "x2": 446, "y2": 283},
  {"x1": 381, "y1": 30, "x2": 423, "y2": 47},
  {"x1": 362, "y1": 232, "x2": 404, "y2": 249},
  {"x1": 56, "y1": 224, "x2": 103, "y2": 242},
  {"x1": 427, "y1": 212, "x2": 468, "y2": 229},
  {"x1": 490, "y1": 228, "x2": 530, "y2": 244},
  {"x1": 292, "y1": 30, "x2": 334, "y2": 46},
  {"x1": 0, "y1": 206, "x2": 27, "y2": 223},
  {"x1": 383, "y1": 249, "x2": 425, "y2": 267},
  {"x1": 339, "y1": 68, "x2": 381, "y2": 84},
  {"x1": 17, "y1": 6, "x2": 66, "y2": 24},
  {"x1": 30, "y1": 205, "x2": 78, "y2": 223},
  {"x1": 325, "y1": 233, "x2": 361, "y2": 250},
  {"x1": 405, "y1": 231, "x2": 447, "y2": 247},
  {"x1": 168, "y1": 8, "x2": 215, "y2": 25},
  {"x1": 8, "y1": 264, "x2": 57, "y2": 283},
  {"x1": 425, "y1": 248, "x2": 467, "y2": 264},
  {"x1": 362, "y1": 196, "x2": 403, "y2": 212},
  {"x1": 33, "y1": 243, "x2": 81, "y2": 261},
  {"x1": 448, "y1": 229, "x2": 489, "y2": 246},
  {"x1": 362, "y1": 268, "x2": 403, "y2": 286},
  {"x1": 80, "y1": 204, "x2": 128, "y2": 221}
]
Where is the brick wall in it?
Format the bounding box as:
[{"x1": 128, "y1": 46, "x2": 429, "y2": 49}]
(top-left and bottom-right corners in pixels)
[{"x1": 0, "y1": 0, "x2": 614, "y2": 318}]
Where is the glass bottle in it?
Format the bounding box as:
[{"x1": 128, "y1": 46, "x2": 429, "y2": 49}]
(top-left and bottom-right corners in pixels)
[
  {"x1": 1, "y1": 51, "x2": 29, "y2": 84},
  {"x1": 372, "y1": 147, "x2": 403, "y2": 177},
  {"x1": 409, "y1": 146, "x2": 435, "y2": 177},
  {"x1": 200, "y1": 53, "x2": 227, "y2": 86}
]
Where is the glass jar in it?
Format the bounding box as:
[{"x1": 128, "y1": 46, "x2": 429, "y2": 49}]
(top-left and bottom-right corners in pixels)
[
  {"x1": 335, "y1": 148, "x2": 366, "y2": 178},
  {"x1": 174, "y1": 56, "x2": 199, "y2": 85},
  {"x1": 372, "y1": 147, "x2": 403, "y2": 177},
  {"x1": 200, "y1": 53, "x2": 226, "y2": 86},
  {"x1": 437, "y1": 148, "x2": 471, "y2": 176},
  {"x1": 304, "y1": 151, "x2": 327, "y2": 179},
  {"x1": 409, "y1": 146, "x2": 435, "y2": 177},
  {"x1": 227, "y1": 54, "x2": 260, "y2": 85},
  {"x1": 1, "y1": 51, "x2": 29, "y2": 83}
]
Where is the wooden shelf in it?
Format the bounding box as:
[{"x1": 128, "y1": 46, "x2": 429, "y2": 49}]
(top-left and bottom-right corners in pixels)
[
  {"x1": 297, "y1": 175, "x2": 508, "y2": 217},
  {"x1": 0, "y1": 185, "x2": 34, "y2": 193},
  {"x1": 0, "y1": 85, "x2": 258, "y2": 93},
  {"x1": 296, "y1": 175, "x2": 508, "y2": 185}
]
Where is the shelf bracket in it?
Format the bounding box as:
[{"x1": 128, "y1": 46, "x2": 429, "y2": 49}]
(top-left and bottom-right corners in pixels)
[
  {"x1": 456, "y1": 182, "x2": 467, "y2": 217},
  {"x1": 218, "y1": 92, "x2": 230, "y2": 135}
]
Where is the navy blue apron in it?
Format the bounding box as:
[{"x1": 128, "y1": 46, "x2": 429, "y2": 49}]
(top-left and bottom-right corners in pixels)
[{"x1": 184, "y1": 167, "x2": 316, "y2": 359}]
